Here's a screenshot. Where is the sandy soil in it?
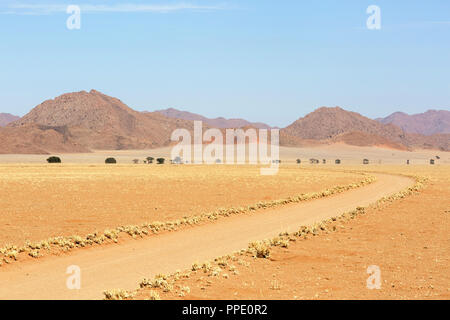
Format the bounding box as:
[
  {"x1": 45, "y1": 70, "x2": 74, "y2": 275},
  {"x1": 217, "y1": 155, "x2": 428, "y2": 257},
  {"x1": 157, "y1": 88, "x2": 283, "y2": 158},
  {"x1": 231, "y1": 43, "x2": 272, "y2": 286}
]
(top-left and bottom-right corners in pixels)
[
  {"x1": 139, "y1": 165, "x2": 449, "y2": 300},
  {"x1": 0, "y1": 173, "x2": 412, "y2": 299},
  {"x1": 0, "y1": 165, "x2": 362, "y2": 246}
]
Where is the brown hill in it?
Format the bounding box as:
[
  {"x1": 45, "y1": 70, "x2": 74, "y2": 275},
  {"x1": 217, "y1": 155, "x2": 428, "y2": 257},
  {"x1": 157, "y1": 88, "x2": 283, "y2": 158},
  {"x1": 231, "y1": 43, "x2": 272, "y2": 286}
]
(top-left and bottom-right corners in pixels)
[
  {"x1": 283, "y1": 107, "x2": 406, "y2": 141},
  {"x1": 282, "y1": 107, "x2": 449, "y2": 151},
  {"x1": 156, "y1": 108, "x2": 272, "y2": 129},
  {"x1": 377, "y1": 110, "x2": 450, "y2": 135},
  {"x1": 0, "y1": 113, "x2": 20, "y2": 127},
  {"x1": 9, "y1": 90, "x2": 197, "y2": 152}
]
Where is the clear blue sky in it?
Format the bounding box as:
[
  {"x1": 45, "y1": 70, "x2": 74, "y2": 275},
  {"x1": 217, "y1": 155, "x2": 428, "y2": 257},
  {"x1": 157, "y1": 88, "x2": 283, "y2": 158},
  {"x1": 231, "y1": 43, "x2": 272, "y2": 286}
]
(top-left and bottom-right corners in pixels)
[{"x1": 1, "y1": 0, "x2": 449, "y2": 127}]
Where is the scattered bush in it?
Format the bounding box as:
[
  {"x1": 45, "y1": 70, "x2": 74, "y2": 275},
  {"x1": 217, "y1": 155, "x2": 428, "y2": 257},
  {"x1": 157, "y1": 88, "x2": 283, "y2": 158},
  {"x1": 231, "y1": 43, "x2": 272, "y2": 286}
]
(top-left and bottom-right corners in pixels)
[
  {"x1": 105, "y1": 157, "x2": 117, "y2": 164},
  {"x1": 296, "y1": 159, "x2": 301, "y2": 164},
  {"x1": 147, "y1": 290, "x2": 161, "y2": 300},
  {"x1": 46, "y1": 156, "x2": 61, "y2": 163},
  {"x1": 103, "y1": 289, "x2": 135, "y2": 300},
  {"x1": 248, "y1": 241, "x2": 271, "y2": 258},
  {"x1": 146, "y1": 157, "x2": 154, "y2": 164},
  {"x1": 156, "y1": 158, "x2": 165, "y2": 164}
]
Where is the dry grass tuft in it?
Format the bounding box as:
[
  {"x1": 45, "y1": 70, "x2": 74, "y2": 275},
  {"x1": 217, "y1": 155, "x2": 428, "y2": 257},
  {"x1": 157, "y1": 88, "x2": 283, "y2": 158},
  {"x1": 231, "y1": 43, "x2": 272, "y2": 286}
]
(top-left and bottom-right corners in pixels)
[{"x1": 103, "y1": 289, "x2": 135, "y2": 300}]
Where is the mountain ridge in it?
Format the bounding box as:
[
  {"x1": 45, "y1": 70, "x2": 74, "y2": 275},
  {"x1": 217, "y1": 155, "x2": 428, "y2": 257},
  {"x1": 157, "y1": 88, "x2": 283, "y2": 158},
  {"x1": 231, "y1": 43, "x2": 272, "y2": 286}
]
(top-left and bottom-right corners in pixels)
[
  {"x1": 1, "y1": 91, "x2": 449, "y2": 153},
  {"x1": 281, "y1": 106, "x2": 449, "y2": 151},
  {"x1": 0, "y1": 113, "x2": 20, "y2": 127},
  {"x1": 377, "y1": 109, "x2": 450, "y2": 135},
  {"x1": 155, "y1": 107, "x2": 272, "y2": 129}
]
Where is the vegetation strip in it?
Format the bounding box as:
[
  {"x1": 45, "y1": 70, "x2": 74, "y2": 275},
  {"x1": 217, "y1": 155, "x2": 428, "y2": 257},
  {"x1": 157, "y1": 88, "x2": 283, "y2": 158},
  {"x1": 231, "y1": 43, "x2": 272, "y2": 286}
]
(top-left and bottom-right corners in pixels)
[
  {"x1": 0, "y1": 173, "x2": 375, "y2": 267},
  {"x1": 107, "y1": 174, "x2": 425, "y2": 300}
]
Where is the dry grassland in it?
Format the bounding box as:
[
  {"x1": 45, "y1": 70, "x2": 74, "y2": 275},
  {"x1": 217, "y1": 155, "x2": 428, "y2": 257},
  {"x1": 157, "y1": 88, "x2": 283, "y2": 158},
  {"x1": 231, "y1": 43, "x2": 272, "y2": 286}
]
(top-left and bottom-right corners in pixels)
[{"x1": 0, "y1": 164, "x2": 364, "y2": 247}]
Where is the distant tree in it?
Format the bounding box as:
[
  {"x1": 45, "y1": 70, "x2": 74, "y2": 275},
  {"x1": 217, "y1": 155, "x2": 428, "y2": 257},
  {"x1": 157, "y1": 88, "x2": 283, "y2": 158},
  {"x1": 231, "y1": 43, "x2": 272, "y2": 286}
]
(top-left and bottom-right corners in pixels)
[
  {"x1": 296, "y1": 159, "x2": 301, "y2": 164},
  {"x1": 322, "y1": 159, "x2": 326, "y2": 164},
  {"x1": 132, "y1": 159, "x2": 139, "y2": 164},
  {"x1": 156, "y1": 158, "x2": 165, "y2": 164},
  {"x1": 146, "y1": 157, "x2": 154, "y2": 164},
  {"x1": 363, "y1": 159, "x2": 369, "y2": 165},
  {"x1": 46, "y1": 156, "x2": 61, "y2": 163},
  {"x1": 335, "y1": 159, "x2": 341, "y2": 164},
  {"x1": 105, "y1": 157, "x2": 117, "y2": 164}
]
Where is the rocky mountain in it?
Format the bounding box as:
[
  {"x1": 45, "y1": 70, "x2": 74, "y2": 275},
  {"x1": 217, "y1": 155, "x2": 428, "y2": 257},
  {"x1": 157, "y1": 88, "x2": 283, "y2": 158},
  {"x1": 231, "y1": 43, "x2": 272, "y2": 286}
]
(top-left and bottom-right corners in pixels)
[
  {"x1": 377, "y1": 110, "x2": 450, "y2": 135},
  {"x1": 282, "y1": 107, "x2": 449, "y2": 151},
  {"x1": 6, "y1": 90, "x2": 197, "y2": 153},
  {"x1": 156, "y1": 108, "x2": 272, "y2": 129},
  {"x1": 0, "y1": 113, "x2": 20, "y2": 127}
]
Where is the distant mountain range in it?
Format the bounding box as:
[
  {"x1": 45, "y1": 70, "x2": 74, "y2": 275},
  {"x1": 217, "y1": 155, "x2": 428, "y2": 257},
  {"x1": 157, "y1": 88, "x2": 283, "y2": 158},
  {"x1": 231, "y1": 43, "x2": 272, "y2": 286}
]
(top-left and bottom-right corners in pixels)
[
  {"x1": 0, "y1": 113, "x2": 20, "y2": 127},
  {"x1": 376, "y1": 110, "x2": 450, "y2": 135},
  {"x1": 0, "y1": 90, "x2": 448, "y2": 154},
  {"x1": 156, "y1": 108, "x2": 272, "y2": 129},
  {"x1": 282, "y1": 107, "x2": 449, "y2": 151}
]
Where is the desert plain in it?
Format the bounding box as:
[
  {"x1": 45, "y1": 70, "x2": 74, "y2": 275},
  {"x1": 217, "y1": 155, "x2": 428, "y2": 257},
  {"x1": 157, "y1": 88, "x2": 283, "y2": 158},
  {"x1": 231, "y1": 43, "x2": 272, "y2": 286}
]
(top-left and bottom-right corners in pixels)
[{"x1": 0, "y1": 145, "x2": 448, "y2": 300}]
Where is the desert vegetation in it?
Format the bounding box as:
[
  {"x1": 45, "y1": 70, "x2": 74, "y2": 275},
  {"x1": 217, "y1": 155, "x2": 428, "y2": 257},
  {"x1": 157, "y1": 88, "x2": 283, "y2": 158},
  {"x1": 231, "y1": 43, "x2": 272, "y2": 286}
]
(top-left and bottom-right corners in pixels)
[
  {"x1": 46, "y1": 156, "x2": 61, "y2": 163},
  {"x1": 105, "y1": 157, "x2": 117, "y2": 164}
]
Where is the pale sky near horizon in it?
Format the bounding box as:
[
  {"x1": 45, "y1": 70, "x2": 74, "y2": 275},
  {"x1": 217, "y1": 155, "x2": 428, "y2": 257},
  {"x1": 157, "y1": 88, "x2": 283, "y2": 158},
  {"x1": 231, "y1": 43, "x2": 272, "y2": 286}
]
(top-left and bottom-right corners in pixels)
[{"x1": 0, "y1": 0, "x2": 449, "y2": 127}]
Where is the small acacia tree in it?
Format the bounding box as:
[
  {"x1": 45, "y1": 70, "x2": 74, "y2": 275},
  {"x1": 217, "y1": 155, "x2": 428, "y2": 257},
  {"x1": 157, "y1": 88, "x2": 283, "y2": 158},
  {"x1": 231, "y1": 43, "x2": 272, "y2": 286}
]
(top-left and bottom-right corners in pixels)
[
  {"x1": 47, "y1": 156, "x2": 61, "y2": 163},
  {"x1": 146, "y1": 157, "x2": 154, "y2": 164},
  {"x1": 156, "y1": 158, "x2": 165, "y2": 164},
  {"x1": 296, "y1": 159, "x2": 301, "y2": 164},
  {"x1": 105, "y1": 157, "x2": 117, "y2": 164}
]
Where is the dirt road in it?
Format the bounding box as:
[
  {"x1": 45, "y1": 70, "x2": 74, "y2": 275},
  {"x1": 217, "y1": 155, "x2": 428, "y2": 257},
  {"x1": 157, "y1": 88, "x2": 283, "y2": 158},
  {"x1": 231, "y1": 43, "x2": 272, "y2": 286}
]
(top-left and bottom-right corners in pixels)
[{"x1": 0, "y1": 173, "x2": 413, "y2": 300}]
